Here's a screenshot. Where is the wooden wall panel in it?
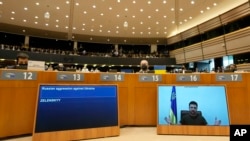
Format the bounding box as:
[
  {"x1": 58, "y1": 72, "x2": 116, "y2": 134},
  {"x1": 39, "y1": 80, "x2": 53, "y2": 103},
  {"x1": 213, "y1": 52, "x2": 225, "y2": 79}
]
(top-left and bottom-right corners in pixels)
[{"x1": 1, "y1": 71, "x2": 250, "y2": 137}]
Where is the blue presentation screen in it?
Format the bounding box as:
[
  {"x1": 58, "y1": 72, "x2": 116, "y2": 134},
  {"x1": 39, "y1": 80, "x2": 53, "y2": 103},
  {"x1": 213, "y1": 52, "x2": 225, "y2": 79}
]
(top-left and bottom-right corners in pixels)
[
  {"x1": 158, "y1": 85, "x2": 230, "y2": 126},
  {"x1": 35, "y1": 85, "x2": 118, "y2": 133}
]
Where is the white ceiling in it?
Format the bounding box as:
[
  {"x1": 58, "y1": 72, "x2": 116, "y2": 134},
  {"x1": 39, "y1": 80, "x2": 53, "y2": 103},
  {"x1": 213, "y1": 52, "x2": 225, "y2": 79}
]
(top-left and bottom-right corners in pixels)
[{"x1": 0, "y1": 0, "x2": 247, "y2": 44}]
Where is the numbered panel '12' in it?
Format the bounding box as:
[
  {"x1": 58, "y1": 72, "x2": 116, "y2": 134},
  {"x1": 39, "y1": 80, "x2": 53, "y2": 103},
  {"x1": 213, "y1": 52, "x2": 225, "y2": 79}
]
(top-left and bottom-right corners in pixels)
[{"x1": 1, "y1": 70, "x2": 37, "y2": 80}]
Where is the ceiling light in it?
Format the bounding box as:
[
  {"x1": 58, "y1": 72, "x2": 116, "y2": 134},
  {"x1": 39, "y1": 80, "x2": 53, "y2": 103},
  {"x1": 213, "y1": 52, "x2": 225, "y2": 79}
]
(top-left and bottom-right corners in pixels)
[
  {"x1": 44, "y1": 12, "x2": 50, "y2": 19},
  {"x1": 207, "y1": 7, "x2": 210, "y2": 10},
  {"x1": 191, "y1": 1, "x2": 195, "y2": 4},
  {"x1": 132, "y1": 1, "x2": 136, "y2": 4},
  {"x1": 75, "y1": 3, "x2": 79, "y2": 6},
  {"x1": 56, "y1": 7, "x2": 60, "y2": 10},
  {"x1": 213, "y1": 3, "x2": 217, "y2": 6},
  {"x1": 163, "y1": 1, "x2": 167, "y2": 4},
  {"x1": 10, "y1": 17, "x2": 14, "y2": 20},
  {"x1": 92, "y1": 5, "x2": 96, "y2": 8},
  {"x1": 0, "y1": 1, "x2": 3, "y2": 4},
  {"x1": 24, "y1": 7, "x2": 28, "y2": 10},
  {"x1": 34, "y1": 22, "x2": 38, "y2": 24},
  {"x1": 123, "y1": 21, "x2": 128, "y2": 27},
  {"x1": 11, "y1": 11, "x2": 15, "y2": 14},
  {"x1": 66, "y1": 1, "x2": 70, "y2": 4},
  {"x1": 35, "y1": 2, "x2": 39, "y2": 5}
]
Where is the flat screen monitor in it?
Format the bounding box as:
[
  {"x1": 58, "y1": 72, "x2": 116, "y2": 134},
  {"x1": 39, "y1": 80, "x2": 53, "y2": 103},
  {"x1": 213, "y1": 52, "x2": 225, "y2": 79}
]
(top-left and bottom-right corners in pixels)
[
  {"x1": 157, "y1": 85, "x2": 230, "y2": 126},
  {"x1": 34, "y1": 84, "x2": 119, "y2": 133}
]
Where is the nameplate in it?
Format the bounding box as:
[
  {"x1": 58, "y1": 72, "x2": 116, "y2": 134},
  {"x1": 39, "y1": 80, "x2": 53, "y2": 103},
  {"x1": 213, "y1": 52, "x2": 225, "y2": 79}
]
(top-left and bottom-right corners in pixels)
[
  {"x1": 176, "y1": 74, "x2": 200, "y2": 82},
  {"x1": 56, "y1": 72, "x2": 84, "y2": 81},
  {"x1": 1, "y1": 70, "x2": 37, "y2": 80},
  {"x1": 139, "y1": 74, "x2": 162, "y2": 82},
  {"x1": 216, "y1": 73, "x2": 242, "y2": 81},
  {"x1": 100, "y1": 73, "x2": 124, "y2": 81}
]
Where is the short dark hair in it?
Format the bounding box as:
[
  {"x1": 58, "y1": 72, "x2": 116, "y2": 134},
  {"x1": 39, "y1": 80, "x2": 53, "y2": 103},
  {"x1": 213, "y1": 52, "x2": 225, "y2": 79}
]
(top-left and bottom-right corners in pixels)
[
  {"x1": 17, "y1": 52, "x2": 29, "y2": 59},
  {"x1": 189, "y1": 101, "x2": 198, "y2": 107}
]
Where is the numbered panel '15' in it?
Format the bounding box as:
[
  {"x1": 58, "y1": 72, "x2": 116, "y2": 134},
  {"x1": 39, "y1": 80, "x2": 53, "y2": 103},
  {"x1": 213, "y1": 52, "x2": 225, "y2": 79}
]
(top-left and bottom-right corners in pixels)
[
  {"x1": 56, "y1": 73, "x2": 84, "y2": 81},
  {"x1": 139, "y1": 74, "x2": 162, "y2": 82},
  {"x1": 1, "y1": 70, "x2": 37, "y2": 80}
]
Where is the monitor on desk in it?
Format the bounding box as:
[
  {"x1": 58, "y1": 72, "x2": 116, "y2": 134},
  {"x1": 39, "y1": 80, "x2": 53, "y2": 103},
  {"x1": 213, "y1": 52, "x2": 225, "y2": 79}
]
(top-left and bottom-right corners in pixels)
[
  {"x1": 157, "y1": 85, "x2": 230, "y2": 126},
  {"x1": 34, "y1": 84, "x2": 119, "y2": 133}
]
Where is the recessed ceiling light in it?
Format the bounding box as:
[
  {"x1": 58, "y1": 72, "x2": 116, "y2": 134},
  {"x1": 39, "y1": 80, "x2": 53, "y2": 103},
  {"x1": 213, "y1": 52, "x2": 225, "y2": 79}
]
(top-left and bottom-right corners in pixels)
[
  {"x1": 10, "y1": 17, "x2": 14, "y2": 20},
  {"x1": 213, "y1": 3, "x2": 217, "y2": 6},
  {"x1": 65, "y1": 15, "x2": 69, "y2": 18},
  {"x1": 34, "y1": 22, "x2": 38, "y2": 24},
  {"x1": 35, "y1": 16, "x2": 38, "y2": 19},
  {"x1": 35, "y1": 2, "x2": 39, "y2": 5},
  {"x1": 200, "y1": 10, "x2": 204, "y2": 13},
  {"x1": 22, "y1": 30, "x2": 25, "y2": 32},
  {"x1": 191, "y1": 1, "x2": 195, "y2": 4},
  {"x1": 155, "y1": 9, "x2": 159, "y2": 12},
  {"x1": 116, "y1": 26, "x2": 119, "y2": 29},
  {"x1": 132, "y1": 1, "x2": 136, "y2": 4},
  {"x1": 140, "y1": 32, "x2": 143, "y2": 34},
  {"x1": 171, "y1": 8, "x2": 174, "y2": 11},
  {"x1": 56, "y1": 7, "x2": 60, "y2": 10},
  {"x1": 91, "y1": 29, "x2": 94, "y2": 32},
  {"x1": 156, "y1": 21, "x2": 159, "y2": 24},
  {"x1": 207, "y1": 7, "x2": 210, "y2": 10},
  {"x1": 109, "y1": 7, "x2": 112, "y2": 10},
  {"x1": 45, "y1": 23, "x2": 49, "y2": 26},
  {"x1": 156, "y1": 32, "x2": 159, "y2": 34},
  {"x1": 66, "y1": 1, "x2": 70, "y2": 4},
  {"x1": 116, "y1": 31, "x2": 119, "y2": 34},
  {"x1": 65, "y1": 26, "x2": 68, "y2": 29},
  {"x1": 82, "y1": 23, "x2": 85, "y2": 26},
  {"x1": 184, "y1": 19, "x2": 187, "y2": 22},
  {"x1": 148, "y1": 16, "x2": 151, "y2": 19},
  {"x1": 23, "y1": 19, "x2": 27, "y2": 22},
  {"x1": 99, "y1": 30, "x2": 102, "y2": 32},
  {"x1": 132, "y1": 27, "x2": 135, "y2": 30},
  {"x1": 11, "y1": 11, "x2": 15, "y2": 14},
  {"x1": 90, "y1": 38, "x2": 93, "y2": 40},
  {"x1": 163, "y1": 0, "x2": 167, "y2": 4},
  {"x1": 56, "y1": 25, "x2": 59, "y2": 28},
  {"x1": 132, "y1": 31, "x2": 135, "y2": 34},
  {"x1": 148, "y1": 27, "x2": 151, "y2": 30},
  {"x1": 24, "y1": 7, "x2": 28, "y2": 10},
  {"x1": 0, "y1": 1, "x2": 3, "y2": 4},
  {"x1": 91, "y1": 18, "x2": 95, "y2": 21},
  {"x1": 140, "y1": 21, "x2": 143, "y2": 24},
  {"x1": 100, "y1": 25, "x2": 103, "y2": 27},
  {"x1": 116, "y1": 14, "x2": 120, "y2": 17},
  {"x1": 82, "y1": 28, "x2": 85, "y2": 30},
  {"x1": 172, "y1": 21, "x2": 175, "y2": 24},
  {"x1": 56, "y1": 19, "x2": 59, "y2": 22},
  {"x1": 100, "y1": 13, "x2": 104, "y2": 16},
  {"x1": 163, "y1": 15, "x2": 167, "y2": 18},
  {"x1": 179, "y1": 8, "x2": 183, "y2": 11},
  {"x1": 83, "y1": 11, "x2": 87, "y2": 14},
  {"x1": 125, "y1": 8, "x2": 128, "y2": 11},
  {"x1": 107, "y1": 30, "x2": 111, "y2": 33},
  {"x1": 140, "y1": 9, "x2": 143, "y2": 12},
  {"x1": 189, "y1": 16, "x2": 192, "y2": 19},
  {"x1": 124, "y1": 40, "x2": 127, "y2": 42},
  {"x1": 148, "y1": 32, "x2": 151, "y2": 34},
  {"x1": 73, "y1": 27, "x2": 76, "y2": 30},
  {"x1": 164, "y1": 27, "x2": 167, "y2": 29},
  {"x1": 132, "y1": 15, "x2": 135, "y2": 18},
  {"x1": 75, "y1": 3, "x2": 79, "y2": 6},
  {"x1": 164, "y1": 32, "x2": 167, "y2": 34},
  {"x1": 148, "y1": 1, "x2": 151, "y2": 4},
  {"x1": 92, "y1": 5, "x2": 96, "y2": 8}
]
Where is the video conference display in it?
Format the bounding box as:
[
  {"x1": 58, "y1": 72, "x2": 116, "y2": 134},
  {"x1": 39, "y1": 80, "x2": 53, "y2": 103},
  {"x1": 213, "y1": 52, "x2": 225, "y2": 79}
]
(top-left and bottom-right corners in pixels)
[
  {"x1": 34, "y1": 84, "x2": 118, "y2": 133},
  {"x1": 158, "y1": 85, "x2": 230, "y2": 126}
]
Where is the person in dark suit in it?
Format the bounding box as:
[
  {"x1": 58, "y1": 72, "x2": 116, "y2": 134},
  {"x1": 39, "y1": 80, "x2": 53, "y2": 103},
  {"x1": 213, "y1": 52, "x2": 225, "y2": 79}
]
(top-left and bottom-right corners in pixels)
[
  {"x1": 180, "y1": 101, "x2": 208, "y2": 125},
  {"x1": 138, "y1": 59, "x2": 150, "y2": 73},
  {"x1": 16, "y1": 52, "x2": 29, "y2": 65}
]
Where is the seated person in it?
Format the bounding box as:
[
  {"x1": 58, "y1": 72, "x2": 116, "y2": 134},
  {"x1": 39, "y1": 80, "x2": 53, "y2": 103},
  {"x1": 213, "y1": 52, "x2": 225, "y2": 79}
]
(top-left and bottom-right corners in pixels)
[
  {"x1": 138, "y1": 59, "x2": 150, "y2": 73},
  {"x1": 180, "y1": 101, "x2": 207, "y2": 125},
  {"x1": 16, "y1": 52, "x2": 29, "y2": 65},
  {"x1": 54, "y1": 63, "x2": 66, "y2": 71},
  {"x1": 7, "y1": 52, "x2": 29, "y2": 69}
]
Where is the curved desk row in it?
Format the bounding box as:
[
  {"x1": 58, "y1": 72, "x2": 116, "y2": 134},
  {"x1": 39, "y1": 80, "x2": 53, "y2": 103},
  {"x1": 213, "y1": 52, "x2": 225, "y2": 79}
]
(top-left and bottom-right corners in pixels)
[{"x1": 0, "y1": 70, "x2": 249, "y2": 138}]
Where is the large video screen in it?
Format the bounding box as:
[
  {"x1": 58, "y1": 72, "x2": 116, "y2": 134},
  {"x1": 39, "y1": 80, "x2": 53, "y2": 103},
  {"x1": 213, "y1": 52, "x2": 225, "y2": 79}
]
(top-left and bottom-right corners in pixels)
[
  {"x1": 34, "y1": 84, "x2": 118, "y2": 133},
  {"x1": 158, "y1": 85, "x2": 230, "y2": 126}
]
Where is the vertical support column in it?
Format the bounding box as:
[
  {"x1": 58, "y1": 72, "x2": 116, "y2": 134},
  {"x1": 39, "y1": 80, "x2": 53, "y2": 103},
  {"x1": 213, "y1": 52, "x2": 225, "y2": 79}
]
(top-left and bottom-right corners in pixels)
[
  {"x1": 24, "y1": 35, "x2": 29, "y2": 48},
  {"x1": 150, "y1": 44, "x2": 157, "y2": 53},
  {"x1": 115, "y1": 44, "x2": 118, "y2": 51},
  {"x1": 73, "y1": 41, "x2": 78, "y2": 52}
]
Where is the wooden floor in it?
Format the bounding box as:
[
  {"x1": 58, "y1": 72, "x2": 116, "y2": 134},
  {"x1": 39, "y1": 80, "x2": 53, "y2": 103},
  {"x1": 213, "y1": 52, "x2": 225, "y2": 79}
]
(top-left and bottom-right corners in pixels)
[{"x1": 3, "y1": 127, "x2": 229, "y2": 141}]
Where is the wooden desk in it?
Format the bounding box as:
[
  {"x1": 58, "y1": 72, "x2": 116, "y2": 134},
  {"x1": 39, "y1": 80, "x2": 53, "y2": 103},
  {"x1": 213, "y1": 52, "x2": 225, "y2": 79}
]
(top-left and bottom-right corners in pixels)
[{"x1": 0, "y1": 70, "x2": 249, "y2": 137}]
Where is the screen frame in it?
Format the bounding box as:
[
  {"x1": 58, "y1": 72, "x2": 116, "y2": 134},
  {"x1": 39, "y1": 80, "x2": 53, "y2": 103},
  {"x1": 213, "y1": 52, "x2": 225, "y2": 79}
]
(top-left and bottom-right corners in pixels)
[
  {"x1": 156, "y1": 84, "x2": 230, "y2": 135},
  {"x1": 32, "y1": 83, "x2": 120, "y2": 140}
]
